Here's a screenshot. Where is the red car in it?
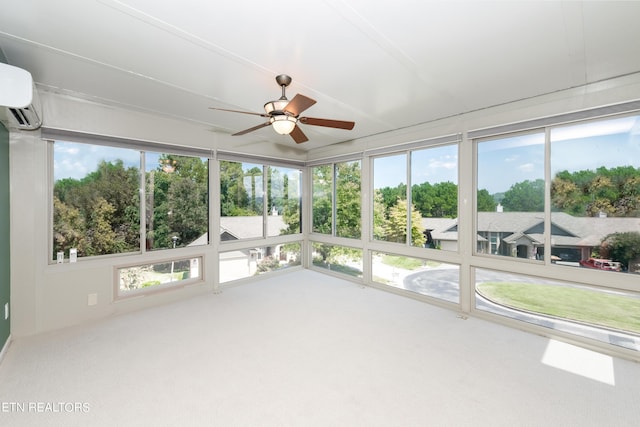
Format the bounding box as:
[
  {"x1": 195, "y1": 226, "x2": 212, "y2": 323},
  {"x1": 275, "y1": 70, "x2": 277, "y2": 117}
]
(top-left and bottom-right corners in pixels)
[{"x1": 579, "y1": 258, "x2": 622, "y2": 271}]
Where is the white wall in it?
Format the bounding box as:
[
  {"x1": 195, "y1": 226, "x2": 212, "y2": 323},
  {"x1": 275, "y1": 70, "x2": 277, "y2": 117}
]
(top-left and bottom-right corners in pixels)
[{"x1": 9, "y1": 74, "x2": 640, "y2": 337}]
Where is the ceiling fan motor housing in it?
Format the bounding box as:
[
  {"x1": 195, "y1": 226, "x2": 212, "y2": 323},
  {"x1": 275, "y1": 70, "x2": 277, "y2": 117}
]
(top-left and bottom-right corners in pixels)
[{"x1": 275, "y1": 74, "x2": 292, "y2": 88}]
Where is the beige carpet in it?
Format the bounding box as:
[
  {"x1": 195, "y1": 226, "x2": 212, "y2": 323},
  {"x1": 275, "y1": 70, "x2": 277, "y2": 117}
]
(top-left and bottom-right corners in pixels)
[{"x1": 1, "y1": 269, "x2": 639, "y2": 426}]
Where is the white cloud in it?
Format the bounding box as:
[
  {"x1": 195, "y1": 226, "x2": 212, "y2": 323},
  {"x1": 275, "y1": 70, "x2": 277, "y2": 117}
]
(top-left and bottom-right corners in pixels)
[
  {"x1": 428, "y1": 157, "x2": 457, "y2": 170},
  {"x1": 519, "y1": 163, "x2": 535, "y2": 172}
]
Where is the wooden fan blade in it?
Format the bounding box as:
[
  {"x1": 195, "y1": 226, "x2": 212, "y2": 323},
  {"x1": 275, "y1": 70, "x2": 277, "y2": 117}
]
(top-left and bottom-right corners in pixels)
[
  {"x1": 289, "y1": 125, "x2": 308, "y2": 144},
  {"x1": 284, "y1": 94, "x2": 316, "y2": 116},
  {"x1": 299, "y1": 116, "x2": 355, "y2": 130},
  {"x1": 209, "y1": 107, "x2": 268, "y2": 117},
  {"x1": 233, "y1": 122, "x2": 270, "y2": 136}
]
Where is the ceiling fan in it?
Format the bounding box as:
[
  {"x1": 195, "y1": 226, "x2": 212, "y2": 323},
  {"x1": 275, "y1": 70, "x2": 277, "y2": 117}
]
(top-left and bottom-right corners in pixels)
[{"x1": 209, "y1": 74, "x2": 355, "y2": 144}]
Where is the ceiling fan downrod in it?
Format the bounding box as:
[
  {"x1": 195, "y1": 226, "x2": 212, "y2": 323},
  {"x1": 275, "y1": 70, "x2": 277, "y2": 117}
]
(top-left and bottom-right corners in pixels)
[{"x1": 275, "y1": 74, "x2": 292, "y2": 100}]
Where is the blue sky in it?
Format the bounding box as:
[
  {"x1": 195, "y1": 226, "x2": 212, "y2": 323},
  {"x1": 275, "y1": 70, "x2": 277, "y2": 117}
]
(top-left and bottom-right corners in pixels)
[
  {"x1": 373, "y1": 144, "x2": 458, "y2": 189},
  {"x1": 54, "y1": 115, "x2": 640, "y2": 194},
  {"x1": 54, "y1": 144, "x2": 187, "y2": 181},
  {"x1": 477, "y1": 132, "x2": 545, "y2": 194},
  {"x1": 477, "y1": 115, "x2": 640, "y2": 194}
]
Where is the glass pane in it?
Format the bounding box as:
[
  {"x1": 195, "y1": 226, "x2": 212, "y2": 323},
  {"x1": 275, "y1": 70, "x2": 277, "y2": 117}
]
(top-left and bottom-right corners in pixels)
[
  {"x1": 53, "y1": 141, "x2": 140, "y2": 259},
  {"x1": 336, "y1": 160, "x2": 361, "y2": 239},
  {"x1": 475, "y1": 268, "x2": 640, "y2": 351},
  {"x1": 312, "y1": 165, "x2": 333, "y2": 234},
  {"x1": 118, "y1": 256, "x2": 202, "y2": 295},
  {"x1": 219, "y1": 242, "x2": 302, "y2": 283},
  {"x1": 373, "y1": 154, "x2": 407, "y2": 243},
  {"x1": 267, "y1": 166, "x2": 301, "y2": 236},
  {"x1": 220, "y1": 161, "x2": 264, "y2": 240},
  {"x1": 145, "y1": 153, "x2": 209, "y2": 250},
  {"x1": 311, "y1": 242, "x2": 363, "y2": 278},
  {"x1": 372, "y1": 252, "x2": 459, "y2": 303},
  {"x1": 476, "y1": 133, "x2": 545, "y2": 259},
  {"x1": 411, "y1": 144, "x2": 458, "y2": 250},
  {"x1": 550, "y1": 114, "x2": 640, "y2": 272}
]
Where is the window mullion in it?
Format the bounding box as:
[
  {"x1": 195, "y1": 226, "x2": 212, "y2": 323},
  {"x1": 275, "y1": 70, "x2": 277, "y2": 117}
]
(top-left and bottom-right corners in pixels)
[
  {"x1": 406, "y1": 151, "x2": 411, "y2": 247},
  {"x1": 139, "y1": 151, "x2": 147, "y2": 254},
  {"x1": 332, "y1": 163, "x2": 337, "y2": 237}
]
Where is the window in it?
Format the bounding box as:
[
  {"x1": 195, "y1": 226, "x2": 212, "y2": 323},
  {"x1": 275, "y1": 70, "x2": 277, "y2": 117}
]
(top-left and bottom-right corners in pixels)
[
  {"x1": 372, "y1": 252, "x2": 459, "y2": 303},
  {"x1": 220, "y1": 160, "x2": 301, "y2": 241},
  {"x1": 117, "y1": 256, "x2": 202, "y2": 297},
  {"x1": 311, "y1": 161, "x2": 361, "y2": 238},
  {"x1": 373, "y1": 144, "x2": 459, "y2": 249},
  {"x1": 550, "y1": 114, "x2": 640, "y2": 272},
  {"x1": 145, "y1": 152, "x2": 209, "y2": 250},
  {"x1": 411, "y1": 145, "x2": 459, "y2": 250},
  {"x1": 336, "y1": 161, "x2": 362, "y2": 239},
  {"x1": 220, "y1": 160, "x2": 264, "y2": 240},
  {"x1": 475, "y1": 268, "x2": 640, "y2": 351},
  {"x1": 267, "y1": 165, "x2": 302, "y2": 236},
  {"x1": 373, "y1": 154, "x2": 407, "y2": 243},
  {"x1": 311, "y1": 242, "x2": 363, "y2": 278},
  {"x1": 312, "y1": 164, "x2": 332, "y2": 234},
  {"x1": 476, "y1": 132, "x2": 545, "y2": 259},
  {"x1": 52, "y1": 141, "x2": 210, "y2": 261},
  {"x1": 219, "y1": 242, "x2": 302, "y2": 283},
  {"x1": 53, "y1": 141, "x2": 141, "y2": 259},
  {"x1": 472, "y1": 110, "x2": 640, "y2": 354}
]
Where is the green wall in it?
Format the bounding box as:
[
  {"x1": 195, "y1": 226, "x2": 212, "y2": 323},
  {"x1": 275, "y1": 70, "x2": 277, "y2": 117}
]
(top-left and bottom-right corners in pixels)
[{"x1": 0, "y1": 121, "x2": 9, "y2": 348}]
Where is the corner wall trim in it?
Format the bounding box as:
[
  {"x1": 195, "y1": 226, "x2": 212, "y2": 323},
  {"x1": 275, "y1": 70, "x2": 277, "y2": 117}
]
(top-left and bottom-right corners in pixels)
[{"x1": 0, "y1": 335, "x2": 11, "y2": 366}]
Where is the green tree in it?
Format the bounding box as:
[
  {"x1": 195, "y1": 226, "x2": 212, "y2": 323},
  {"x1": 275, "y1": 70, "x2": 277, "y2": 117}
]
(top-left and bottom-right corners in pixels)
[
  {"x1": 551, "y1": 166, "x2": 640, "y2": 217},
  {"x1": 53, "y1": 159, "x2": 139, "y2": 257},
  {"x1": 411, "y1": 181, "x2": 434, "y2": 217},
  {"x1": 85, "y1": 197, "x2": 122, "y2": 255},
  {"x1": 220, "y1": 160, "x2": 251, "y2": 216},
  {"x1": 599, "y1": 231, "x2": 640, "y2": 269},
  {"x1": 245, "y1": 166, "x2": 263, "y2": 214},
  {"x1": 384, "y1": 198, "x2": 426, "y2": 246},
  {"x1": 430, "y1": 181, "x2": 457, "y2": 217},
  {"x1": 336, "y1": 161, "x2": 361, "y2": 238},
  {"x1": 551, "y1": 175, "x2": 583, "y2": 215},
  {"x1": 146, "y1": 155, "x2": 209, "y2": 249},
  {"x1": 312, "y1": 165, "x2": 333, "y2": 234},
  {"x1": 477, "y1": 188, "x2": 496, "y2": 212},
  {"x1": 372, "y1": 190, "x2": 387, "y2": 240},
  {"x1": 52, "y1": 196, "x2": 87, "y2": 256},
  {"x1": 379, "y1": 184, "x2": 406, "y2": 210},
  {"x1": 167, "y1": 177, "x2": 208, "y2": 246},
  {"x1": 267, "y1": 167, "x2": 302, "y2": 235},
  {"x1": 502, "y1": 179, "x2": 545, "y2": 212}
]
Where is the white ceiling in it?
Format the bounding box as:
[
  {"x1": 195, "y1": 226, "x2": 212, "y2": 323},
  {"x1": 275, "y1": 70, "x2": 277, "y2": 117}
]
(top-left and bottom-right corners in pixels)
[{"x1": 1, "y1": 0, "x2": 640, "y2": 152}]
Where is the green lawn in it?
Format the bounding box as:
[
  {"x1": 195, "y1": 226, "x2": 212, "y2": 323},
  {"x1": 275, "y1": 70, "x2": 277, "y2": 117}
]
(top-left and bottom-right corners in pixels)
[
  {"x1": 381, "y1": 255, "x2": 440, "y2": 270},
  {"x1": 477, "y1": 282, "x2": 640, "y2": 334}
]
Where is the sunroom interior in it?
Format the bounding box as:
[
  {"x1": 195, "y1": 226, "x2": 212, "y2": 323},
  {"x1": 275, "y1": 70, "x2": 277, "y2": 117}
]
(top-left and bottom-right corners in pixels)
[{"x1": 1, "y1": 1, "x2": 640, "y2": 425}]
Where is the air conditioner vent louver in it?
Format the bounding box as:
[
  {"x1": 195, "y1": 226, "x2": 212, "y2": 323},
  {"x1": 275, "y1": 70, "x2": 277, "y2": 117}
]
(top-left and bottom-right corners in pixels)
[{"x1": 8, "y1": 104, "x2": 41, "y2": 130}]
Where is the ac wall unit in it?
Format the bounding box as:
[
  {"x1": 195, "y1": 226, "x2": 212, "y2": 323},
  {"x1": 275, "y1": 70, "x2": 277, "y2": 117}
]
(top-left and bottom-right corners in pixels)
[
  {"x1": 7, "y1": 95, "x2": 42, "y2": 130},
  {"x1": 0, "y1": 62, "x2": 42, "y2": 130}
]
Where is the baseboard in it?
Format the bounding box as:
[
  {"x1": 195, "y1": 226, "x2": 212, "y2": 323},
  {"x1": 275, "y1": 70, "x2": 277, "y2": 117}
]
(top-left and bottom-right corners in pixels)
[{"x1": 0, "y1": 335, "x2": 11, "y2": 365}]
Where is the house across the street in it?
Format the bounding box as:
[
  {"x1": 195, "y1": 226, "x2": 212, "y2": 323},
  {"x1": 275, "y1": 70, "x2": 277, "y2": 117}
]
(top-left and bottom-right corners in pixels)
[{"x1": 424, "y1": 212, "x2": 640, "y2": 263}]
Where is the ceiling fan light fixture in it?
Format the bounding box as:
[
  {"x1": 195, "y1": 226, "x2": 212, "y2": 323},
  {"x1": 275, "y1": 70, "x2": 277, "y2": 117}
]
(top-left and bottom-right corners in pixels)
[
  {"x1": 270, "y1": 115, "x2": 297, "y2": 135},
  {"x1": 264, "y1": 99, "x2": 289, "y2": 114}
]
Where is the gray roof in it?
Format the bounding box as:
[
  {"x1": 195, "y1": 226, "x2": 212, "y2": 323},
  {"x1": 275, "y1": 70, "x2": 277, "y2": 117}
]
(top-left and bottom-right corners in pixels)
[
  {"x1": 424, "y1": 212, "x2": 640, "y2": 246},
  {"x1": 220, "y1": 215, "x2": 288, "y2": 239},
  {"x1": 421, "y1": 218, "x2": 458, "y2": 241},
  {"x1": 188, "y1": 215, "x2": 289, "y2": 246}
]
